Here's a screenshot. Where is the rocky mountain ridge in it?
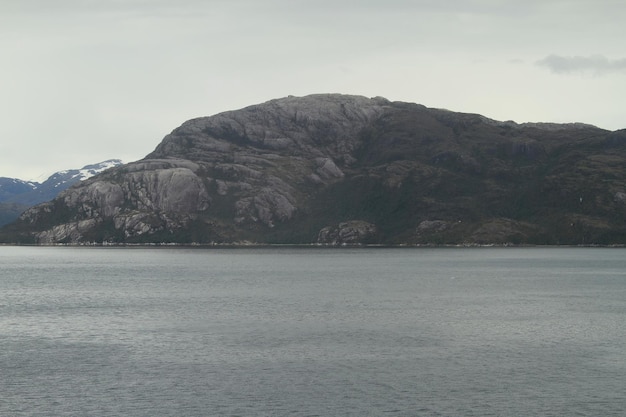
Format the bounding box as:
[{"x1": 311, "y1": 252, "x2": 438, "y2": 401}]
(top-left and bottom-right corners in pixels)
[{"x1": 2, "y1": 94, "x2": 625, "y2": 245}]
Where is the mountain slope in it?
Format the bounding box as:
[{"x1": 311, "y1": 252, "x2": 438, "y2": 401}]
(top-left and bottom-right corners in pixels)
[
  {"x1": 0, "y1": 160, "x2": 123, "y2": 226},
  {"x1": 0, "y1": 178, "x2": 38, "y2": 202},
  {"x1": 2, "y1": 95, "x2": 626, "y2": 245}
]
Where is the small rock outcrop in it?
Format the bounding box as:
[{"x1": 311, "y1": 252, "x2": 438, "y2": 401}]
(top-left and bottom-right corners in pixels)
[{"x1": 317, "y1": 220, "x2": 378, "y2": 245}]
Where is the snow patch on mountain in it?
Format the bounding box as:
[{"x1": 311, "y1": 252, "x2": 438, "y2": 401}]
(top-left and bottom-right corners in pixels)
[{"x1": 57, "y1": 159, "x2": 123, "y2": 183}]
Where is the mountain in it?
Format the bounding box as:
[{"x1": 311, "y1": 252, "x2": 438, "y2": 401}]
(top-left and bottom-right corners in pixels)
[
  {"x1": 2, "y1": 94, "x2": 626, "y2": 245},
  {"x1": 0, "y1": 203, "x2": 29, "y2": 228},
  {"x1": 0, "y1": 178, "x2": 38, "y2": 201},
  {"x1": 0, "y1": 159, "x2": 123, "y2": 226}
]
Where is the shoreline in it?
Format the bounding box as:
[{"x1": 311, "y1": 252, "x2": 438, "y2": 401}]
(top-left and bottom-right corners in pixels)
[{"x1": 1, "y1": 242, "x2": 624, "y2": 248}]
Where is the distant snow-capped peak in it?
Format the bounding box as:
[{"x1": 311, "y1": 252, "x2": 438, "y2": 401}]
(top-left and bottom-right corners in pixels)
[
  {"x1": 46, "y1": 159, "x2": 123, "y2": 189},
  {"x1": 56, "y1": 159, "x2": 123, "y2": 183}
]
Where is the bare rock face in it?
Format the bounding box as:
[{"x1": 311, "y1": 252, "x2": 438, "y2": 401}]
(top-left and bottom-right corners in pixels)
[
  {"x1": 61, "y1": 181, "x2": 125, "y2": 218},
  {"x1": 36, "y1": 219, "x2": 102, "y2": 244},
  {"x1": 19, "y1": 159, "x2": 212, "y2": 242},
  {"x1": 149, "y1": 94, "x2": 389, "y2": 164},
  {"x1": 416, "y1": 220, "x2": 451, "y2": 234},
  {"x1": 121, "y1": 165, "x2": 210, "y2": 213},
  {"x1": 317, "y1": 220, "x2": 378, "y2": 245}
]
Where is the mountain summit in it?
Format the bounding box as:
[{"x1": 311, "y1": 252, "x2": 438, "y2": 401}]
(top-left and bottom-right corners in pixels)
[{"x1": 2, "y1": 94, "x2": 626, "y2": 245}]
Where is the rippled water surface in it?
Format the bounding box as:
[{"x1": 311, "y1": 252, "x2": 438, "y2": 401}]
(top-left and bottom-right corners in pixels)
[{"x1": 1, "y1": 246, "x2": 625, "y2": 416}]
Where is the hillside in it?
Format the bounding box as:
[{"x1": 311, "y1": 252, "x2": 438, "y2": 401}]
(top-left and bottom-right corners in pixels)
[{"x1": 2, "y1": 94, "x2": 625, "y2": 245}]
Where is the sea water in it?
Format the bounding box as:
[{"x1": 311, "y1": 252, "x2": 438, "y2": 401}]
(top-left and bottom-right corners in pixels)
[{"x1": 0, "y1": 246, "x2": 625, "y2": 416}]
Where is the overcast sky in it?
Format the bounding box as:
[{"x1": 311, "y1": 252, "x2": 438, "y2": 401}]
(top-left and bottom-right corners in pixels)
[{"x1": 2, "y1": 0, "x2": 625, "y2": 180}]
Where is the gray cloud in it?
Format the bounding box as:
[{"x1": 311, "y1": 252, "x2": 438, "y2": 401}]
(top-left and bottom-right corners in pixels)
[{"x1": 536, "y1": 54, "x2": 626, "y2": 75}]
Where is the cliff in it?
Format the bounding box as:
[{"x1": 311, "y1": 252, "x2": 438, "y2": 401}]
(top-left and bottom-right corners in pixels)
[{"x1": 2, "y1": 94, "x2": 626, "y2": 245}]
